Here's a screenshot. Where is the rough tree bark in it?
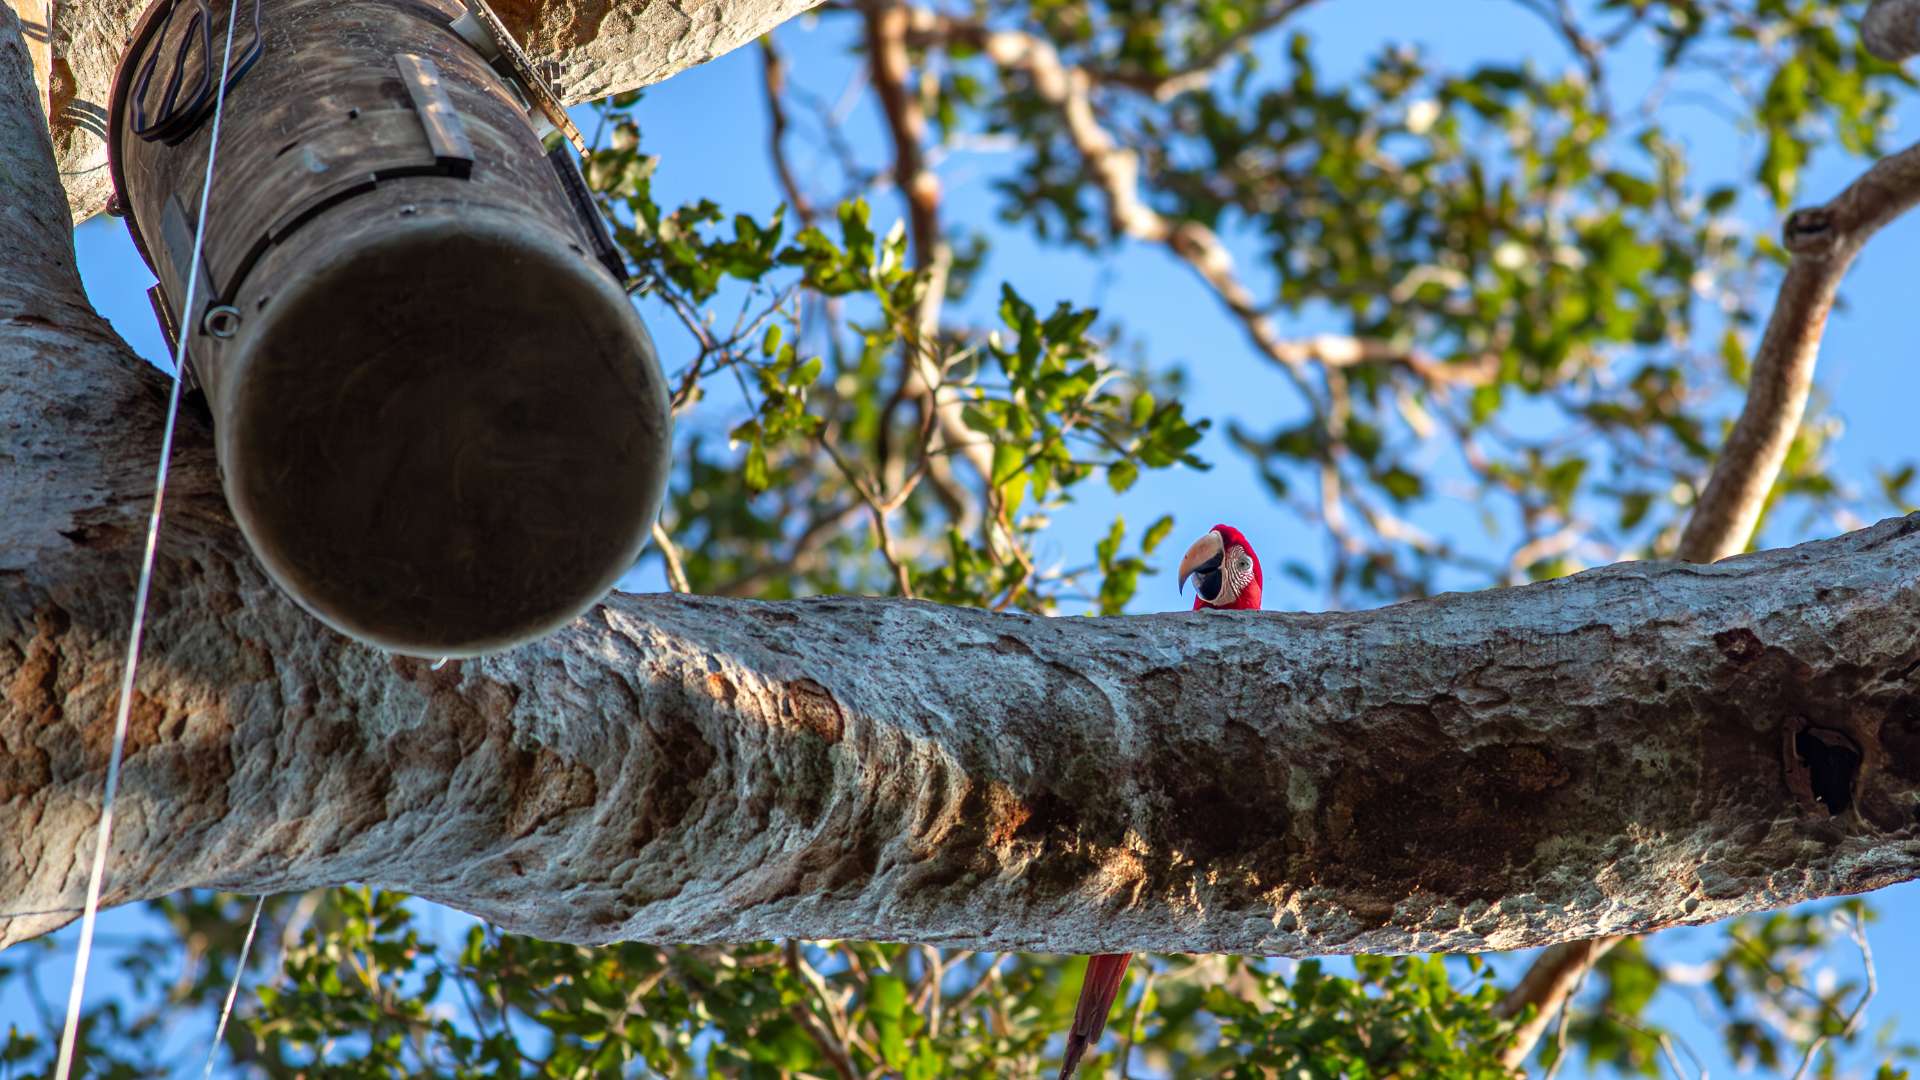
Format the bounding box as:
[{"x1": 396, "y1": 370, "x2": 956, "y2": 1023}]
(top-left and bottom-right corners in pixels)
[
  {"x1": 1499, "y1": 110, "x2": 1920, "y2": 1072},
  {"x1": 1497, "y1": 15, "x2": 1920, "y2": 1061},
  {"x1": 1865, "y1": 0, "x2": 1920, "y2": 63},
  {"x1": 22, "y1": 0, "x2": 822, "y2": 220},
  {"x1": 5, "y1": 3, "x2": 1920, "y2": 962}
]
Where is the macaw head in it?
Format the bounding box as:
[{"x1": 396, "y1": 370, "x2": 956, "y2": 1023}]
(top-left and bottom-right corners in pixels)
[{"x1": 1177, "y1": 524, "x2": 1263, "y2": 611}]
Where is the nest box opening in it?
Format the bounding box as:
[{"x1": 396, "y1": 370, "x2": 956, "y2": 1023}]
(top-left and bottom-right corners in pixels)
[{"x1": 1793, "y1": 727, "x2": 1861, "y2": 817}]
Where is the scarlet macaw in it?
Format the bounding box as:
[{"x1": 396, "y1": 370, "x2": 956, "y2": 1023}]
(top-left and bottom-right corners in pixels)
[{"x1": 1057, "y1": 524, "x2": 1264, "y2": 1079}]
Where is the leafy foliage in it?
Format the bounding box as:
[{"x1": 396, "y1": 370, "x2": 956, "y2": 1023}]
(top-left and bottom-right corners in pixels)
[
  {"x1": 584, "y1": 94, "x2": 1205, "y2": 612},
  {"x1": 6, "y1": 895, "x2": 1906, "y2": 1077},
  {"x1": 966, "y1": 0, "x2": 1915, "y2": 601}
]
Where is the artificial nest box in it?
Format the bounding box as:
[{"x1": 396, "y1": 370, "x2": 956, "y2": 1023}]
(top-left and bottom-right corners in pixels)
[{"x1": 106, "y1": 0, "x2": 671, "y2": 656}]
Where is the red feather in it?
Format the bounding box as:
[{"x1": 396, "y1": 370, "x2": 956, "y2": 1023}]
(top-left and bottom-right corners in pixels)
[
  {"x1": 1059, "y1": 953, "x2": 1133, "y2": 1079},
  {"x1": 1193, "y1": 523, "x2": 1262, "y2": 611},
  {"x1": 1061, "y1": 525, "x2": 1261, "y2": 1077}
]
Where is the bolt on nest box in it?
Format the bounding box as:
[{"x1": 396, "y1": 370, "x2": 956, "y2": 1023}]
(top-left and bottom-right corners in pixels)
[{"x1": 106, "y1": 0, "x2": 670, "y2": 657}]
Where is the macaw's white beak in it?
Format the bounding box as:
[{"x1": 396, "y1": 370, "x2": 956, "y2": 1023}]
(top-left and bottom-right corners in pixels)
[{"x1": 1177, "y1": 529, "x2": 1224, "y2": 594}]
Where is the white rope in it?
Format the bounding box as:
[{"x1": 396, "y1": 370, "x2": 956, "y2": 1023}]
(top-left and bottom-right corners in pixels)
[
  {"x1": 201, "y1": 895, "x2": 267, "y2": 1079},
  {"x1": 52, "y1": 1, "x2": 247, "y2": 1075}
]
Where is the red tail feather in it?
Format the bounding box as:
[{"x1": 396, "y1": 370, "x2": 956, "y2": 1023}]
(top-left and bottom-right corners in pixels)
[{"x1": 1058, "y1": 952, "x2": 1133, "y2": 1079}]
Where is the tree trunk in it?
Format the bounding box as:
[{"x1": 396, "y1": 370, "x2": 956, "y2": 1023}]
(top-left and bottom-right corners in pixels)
[{"x1": 5, "y1": 3, "x2": 1920, "y2": 958}]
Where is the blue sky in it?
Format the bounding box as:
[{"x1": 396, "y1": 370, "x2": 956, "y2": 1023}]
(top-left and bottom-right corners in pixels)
[{"x1": 22, "y1": 0, "x2": 1920, "y2": 1074}]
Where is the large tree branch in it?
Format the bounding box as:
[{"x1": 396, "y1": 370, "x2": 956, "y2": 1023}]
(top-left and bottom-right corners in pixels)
[
  {"x1": 1495, "y1": 936, "x2": 1619, "y2": 1070},
  {"x1": 35, "y1": 0, "x2": 823, "y2": 220},
  {"x1": 758, "y1": 37, "x2": 816, "y2": 227},
  {"x1": 859, "y1": 0, "x2": 994, "y2": 521},
  {"x1": 864, "y1": 0, "x2": 938, "y2": 270},
  {"x1": 9, "y1": 452, "x2": 1920, "y2": 955},
  {"x1": 1864, "y1": 0, "x2": 1920, "y2": 62},
  {"x1": 2, "y1": 1, "x2": 72, "y2": 295},
  {"x1": 7, "y1": 0, "x2": 1920, "y2": 966},
  {"x1": 1675, "y1": 141, "x2": 1920, "y2": 563},
  {"x1": 1498, "y1": 134, "x2": 1920, "y2": 1068}
]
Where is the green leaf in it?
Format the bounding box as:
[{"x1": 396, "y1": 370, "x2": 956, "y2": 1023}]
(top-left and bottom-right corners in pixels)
[
  {"x1": 869, "y1": 974, "x2": 908, "y2": 1019},
  {"x1": 1619, "y1": 490, "x2": 1654, "y2": 530},
  {"x1": 991, "y1": 441, "x2": 1024, "y2": 486},
  {"x1": 744, "y1": 445, "x2": 770, "y2": 492},
  {"x1": 1130, "y1": 392, "x2": 1156, "y2": 428},
  {"x1": 1544, "y1": 457, "x2": 1588, "y2": 511},
  {"x1": 1376, "y1": 465, "x2": 1423, "y2": 503},
  {"x1": 1142, "y1": 514, "x2": 1175, "y2": 554}
]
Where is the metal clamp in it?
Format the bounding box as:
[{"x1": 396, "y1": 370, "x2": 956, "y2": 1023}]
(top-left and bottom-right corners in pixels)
[{"x1": 394, "y1": 54, "x2": 475, "y2": 177}]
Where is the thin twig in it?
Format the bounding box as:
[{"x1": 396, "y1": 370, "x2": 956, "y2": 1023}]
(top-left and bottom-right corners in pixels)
[
  {"x1": 1510, "y1": 0, "x2": 1610, "y2": 107},
  {"x1": 862, "y1": 0, "x2": 995, "y2": 519},
  {"x1": 915, "y1": 945, "x2": 948, "y2": 1037},
  {"x1": 759, "y1": 37, "x2": 817, "y2": 226},
  {"x1": 1655, "y1": 1033, "x2": 1693, "y2": 1080},
  {"x1": 1602, "y1": 1009, "x2": 1704, "y2": 1080},
  {"x1": 947, "y1": 952, "x2": 1008, "y2": 1020},
  {"x1": 899, "y1": 10, "x2": 1463, "y2": 397},
  {"x1": 1084, "y1": 0, "x2": 1323, "y2": 100},
  {"x1": 1723, "y1": 929, "x2": 1850, "y2": 1022},
  {"x1": 820, "y1": 426, "x2": 919, "y2": 596},
  {"x1": 651, "y1": 521, "x2": 692, "y2": 594},
  {"x1": 1117, "y1": 967, "x2": 1156, "y2": 1080},
  {"x1": 1508, "y1": 523, "x2": 1585, "y2": 581},
  {"x1": 1788, "y1": 913, "x2": 1876, "y2": 1080},
  {"x1": 709, "y1": 501, "x2": 866, "y2": 597},
  {"x1": 784, "y1": 940, "x2": 860, "y2": 1080}
]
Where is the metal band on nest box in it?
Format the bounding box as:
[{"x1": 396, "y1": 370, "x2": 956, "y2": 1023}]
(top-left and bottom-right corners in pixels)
[{"x1": 103, "y1": 0, "x2": 670, "y2": 656}]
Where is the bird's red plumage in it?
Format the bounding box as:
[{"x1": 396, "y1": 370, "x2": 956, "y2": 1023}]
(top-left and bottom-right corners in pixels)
[
  {"x1": 1062, "y1": 525, "x2": 1263, "y2": 1078},
  {"x1": 1191, "y1": 523, "x2": 1263, "y2": 611},
  {"x1": 1058, "y1": 952, "x2": 1134, "y2": 1080}
]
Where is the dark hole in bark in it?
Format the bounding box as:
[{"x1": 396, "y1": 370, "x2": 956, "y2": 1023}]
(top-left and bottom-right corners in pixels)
[{"x1": 1794, "y1": 730, "x2": 1860, "y2": 815}]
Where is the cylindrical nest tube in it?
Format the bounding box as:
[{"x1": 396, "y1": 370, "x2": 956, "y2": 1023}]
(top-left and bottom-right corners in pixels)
[{"x1": 107, "y1": 0, "x2": 670, "y2": 656}]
